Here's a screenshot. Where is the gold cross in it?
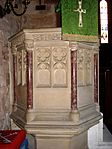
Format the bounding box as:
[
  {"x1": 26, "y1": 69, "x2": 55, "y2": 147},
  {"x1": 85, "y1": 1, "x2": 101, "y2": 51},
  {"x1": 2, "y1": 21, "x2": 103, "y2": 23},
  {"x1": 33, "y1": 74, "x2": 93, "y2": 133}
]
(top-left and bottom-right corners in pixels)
[{"x1": 74, "y1": 0, "x2": 86, "y2": 27}]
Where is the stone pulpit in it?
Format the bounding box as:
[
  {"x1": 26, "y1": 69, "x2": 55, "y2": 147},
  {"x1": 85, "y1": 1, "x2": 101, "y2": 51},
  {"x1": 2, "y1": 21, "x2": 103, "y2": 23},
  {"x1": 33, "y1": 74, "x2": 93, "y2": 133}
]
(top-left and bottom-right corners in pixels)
[{"x1": 9, "y1": 0, "x2": 101, "y2": 149}]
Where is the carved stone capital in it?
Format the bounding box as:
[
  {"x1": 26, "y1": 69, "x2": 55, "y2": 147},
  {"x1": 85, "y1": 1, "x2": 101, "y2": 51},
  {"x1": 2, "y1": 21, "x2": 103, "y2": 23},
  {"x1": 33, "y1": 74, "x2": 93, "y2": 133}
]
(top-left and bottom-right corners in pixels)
[
  {"x1": 24, "y1": 39, "x2": 34, "y2": 51},
  {"x1": 11, "y1": 45, "x2": 17, "y2": 55},
  {"x1": 69, "y1": 42, "x2": 78, "y2": 51}
]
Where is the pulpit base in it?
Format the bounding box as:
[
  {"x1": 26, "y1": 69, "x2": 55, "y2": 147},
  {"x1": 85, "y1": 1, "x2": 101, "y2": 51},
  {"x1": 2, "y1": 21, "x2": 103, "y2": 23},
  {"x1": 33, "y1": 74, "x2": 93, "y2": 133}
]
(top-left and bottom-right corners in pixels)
[
  {"x1": 34, "y1": 131, "x2": 88, "y2": 149},
  {"x1": 10, "y1": 103, "x2": 101, "y2": 149}
]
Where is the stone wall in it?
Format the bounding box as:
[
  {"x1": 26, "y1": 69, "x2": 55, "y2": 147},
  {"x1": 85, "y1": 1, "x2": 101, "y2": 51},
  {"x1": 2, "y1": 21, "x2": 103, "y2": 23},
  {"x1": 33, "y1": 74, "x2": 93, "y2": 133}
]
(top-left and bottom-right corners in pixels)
[
  {"x1": 21, "y1": 0, "x2": 60, "y2": 29},
  {"x1": 0, "y1": 0, "x2": 59, "y2": 129},
  {"x1": 0, "y1": 15, "x2": 21, "y2": 129}
]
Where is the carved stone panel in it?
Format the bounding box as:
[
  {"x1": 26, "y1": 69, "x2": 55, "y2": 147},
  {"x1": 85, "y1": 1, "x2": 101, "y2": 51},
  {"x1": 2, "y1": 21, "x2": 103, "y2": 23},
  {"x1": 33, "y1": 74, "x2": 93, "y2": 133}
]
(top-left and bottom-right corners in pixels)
[
  {"x1": 33, "y1": 32, "x2": 61, "y2": 41},
  {"x1": 77, "y1": 48, "x2": 92, "y2": 86},
  {"x1": 85, "y1": 49, "x2": 92, "y2": 85},
  {"x1": 22, "y1": 50, "x2": 27, "y2": 86},
  {"x1": 77, "y1": 49, "x2": 85, "y2": 85},
  {"x1": 94, "y1": 53, "x2": 98, "y2": 103},
  {"x1": 34, "y1": 45, "x2": 68, "y2": 88},
  {"x1": 52, "y1": 47, "x2": 68, "y2": 87},
  {"x1": 17, "y1": 51, "x2": 22, "y2": 85},
  {"x1": 35, "y1": 47, "x2": 51, "y2": 87}
]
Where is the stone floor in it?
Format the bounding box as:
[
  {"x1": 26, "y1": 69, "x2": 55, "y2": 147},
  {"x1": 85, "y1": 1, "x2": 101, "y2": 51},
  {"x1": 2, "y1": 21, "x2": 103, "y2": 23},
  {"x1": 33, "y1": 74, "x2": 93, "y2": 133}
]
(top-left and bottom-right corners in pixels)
[
  {"x1": 26, "y1": 117, "x2": 112, "y2": 149},
  {"x1": 88, "y1": 118, "x2": 112, "y2": 149}
]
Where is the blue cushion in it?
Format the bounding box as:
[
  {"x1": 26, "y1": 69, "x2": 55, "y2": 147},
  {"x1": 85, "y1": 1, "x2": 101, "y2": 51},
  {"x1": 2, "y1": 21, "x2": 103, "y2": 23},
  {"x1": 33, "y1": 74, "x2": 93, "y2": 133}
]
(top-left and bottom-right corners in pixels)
[{"x1": 20, "y1": 138, "x2": 28, "y2": 149}]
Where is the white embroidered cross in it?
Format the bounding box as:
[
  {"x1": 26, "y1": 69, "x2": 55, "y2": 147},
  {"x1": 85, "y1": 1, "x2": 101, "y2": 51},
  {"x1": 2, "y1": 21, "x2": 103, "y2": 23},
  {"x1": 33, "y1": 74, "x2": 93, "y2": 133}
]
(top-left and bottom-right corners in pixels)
[{"x1": 74, "y1": 0, "x2": 86, "y2": 27}]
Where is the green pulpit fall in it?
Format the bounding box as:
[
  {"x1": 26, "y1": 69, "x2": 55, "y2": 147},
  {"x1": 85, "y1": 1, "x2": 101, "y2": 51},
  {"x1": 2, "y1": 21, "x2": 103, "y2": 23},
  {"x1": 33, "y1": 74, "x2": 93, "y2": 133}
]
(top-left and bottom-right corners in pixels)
[{"x1": 56, "y1": 0, "x2": 98, "y2": 42}]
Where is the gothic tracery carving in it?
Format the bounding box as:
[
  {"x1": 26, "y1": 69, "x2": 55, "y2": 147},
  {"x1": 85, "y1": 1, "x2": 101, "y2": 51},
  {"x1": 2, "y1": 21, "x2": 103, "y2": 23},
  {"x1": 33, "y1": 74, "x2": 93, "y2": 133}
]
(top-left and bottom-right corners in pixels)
[
  {"x1": 85, "y1": 49, "x2": 92, "y2": 84},
  {"x1": 77, "y1": 49, "x2": 84, "y2": 85},
  {"x1": 22, "y1": 50, "x2": 27, "y2": 85},
  {"x1": 33, "y1": 33, "x2": 61, "y2": 41},
  {"x1": 77, "y1": 48, "x2": 92, "y2": 85},
  {"x1": 52, "y1": 47, "x2": 68, "y2": 87},
  {"x1": 17, "y1": 51, "x2": 22, "y2": 85},
  {"x1": 35, "y1": 47, "x2": 51, "y2": 87}
]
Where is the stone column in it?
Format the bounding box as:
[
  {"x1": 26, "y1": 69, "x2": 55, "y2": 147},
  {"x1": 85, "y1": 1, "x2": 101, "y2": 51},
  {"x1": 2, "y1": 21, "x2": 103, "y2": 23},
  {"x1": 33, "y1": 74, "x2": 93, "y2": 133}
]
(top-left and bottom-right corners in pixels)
[
  {"x1": 94, "y1": 53, "x2": 98, "y2": 103},
  {"x1": 27, "y1": 50, "x2": 33, "y2": 109},
  {"x1": 70, "y1": 42, "x2": 79, "y2": 122},
  {"x1": 25, "y1": 39, "x2": 34, "y2": 109},
  {"x1": 12, "y1": 47, "x2": 17, "y2": 110},
  {"x1": 71, "y1": 46, "x2": 77, "y2": 110}
]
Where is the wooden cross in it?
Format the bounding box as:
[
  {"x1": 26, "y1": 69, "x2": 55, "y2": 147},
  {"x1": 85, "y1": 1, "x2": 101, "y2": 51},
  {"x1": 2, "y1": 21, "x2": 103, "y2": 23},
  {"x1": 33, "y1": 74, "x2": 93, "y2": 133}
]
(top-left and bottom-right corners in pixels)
[{"x1": 74, "y1": 0, "x2": 86, "y2": 27}]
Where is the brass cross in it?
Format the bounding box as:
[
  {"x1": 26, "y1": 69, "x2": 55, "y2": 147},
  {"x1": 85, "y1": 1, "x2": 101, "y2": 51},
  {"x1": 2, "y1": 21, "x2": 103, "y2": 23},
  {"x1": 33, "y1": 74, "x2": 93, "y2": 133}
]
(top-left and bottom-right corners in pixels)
[{"x1": 74, "y1": 0, "x2": 86, "y2": 27}]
